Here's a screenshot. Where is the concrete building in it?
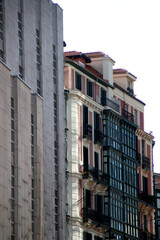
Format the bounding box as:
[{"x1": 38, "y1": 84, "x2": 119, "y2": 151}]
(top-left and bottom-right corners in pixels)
[
  {"x1": 0, "y1": 0, "x2": 65, "y2": 239},
  {"x1": 64, "y1": 51, "x2": 155, "y2": 240}
]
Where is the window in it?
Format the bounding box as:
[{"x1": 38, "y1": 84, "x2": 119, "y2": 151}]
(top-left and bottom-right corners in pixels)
[
  {"x1": 143, "y1": 176, "x2": 148, "y2": 195},
  {"x1": 83, "y1": 146, "x2": 88, "y2": 172},
  {"x1": 83, "y1": 232, "x2": 92, "y2": 240},
  {"x1": 101, "y1": 88, "x2": 107, "y2": 106},
  {"x1": 94, "y1": 112, "x2": 100, "y2": 131},
  {"x1": 103, "y1": 111, "x2": 121, "y2": 150},
  {"x1": 109, "y1": 151, "x2": 122, "y2": 191},
  {"x1": 0, "y1": 0, "x2": 3, "y2": 60},
  {"x1": 124, "y1": 197, "x2": 138, "y2": 237},
  {"x1": 95, "y1": 194, "x2": 103, "y2": 213},
  {"x1": 53, "y1": 45, "x2": 56, "y2": 84},
  {"x1": 36, "y1": 29, "x2": 41, "y2": 95},
  {"x1": 127, "y1": 80, "x2": 131, "y2": 89},
  {"x1": 110, "y1": 192, "x2": 123, "y2": 232},
  {"x1": 83, "y1": 105, "x2": 88, "y2": 136},
  {"x1": 94, "y1": 152, "x2": 99, "y2": 170},
  {"x1": 134, "y1": 109, "x2": 137, "y2": 125},
  {"x1": 31, "y1": 114, "x2": 35, "y2": 239},
  {"x1": 87, "y1": 79, "x2": 93, "y2": 97},
  {"x1": 143, "y1": 215, "x2": 148, "y2": 231},
  {"x1": 125, "y1": 104, "x2": 128, "y2": 112},
  {"x1": 94, "y1": 237, "x2": 103, "y2": 240},
  {"x1": 75, "y1": 72, "x2": 82, "y2": 91},
  {"x1": 86, "y1": 189, "x2": 91, "y2": 208},
  {"x1": 55, "y1": 190, "x2": 58, "y2": 231},
  {"x1": 142, "y1": 140, "x2": 145, "y2": 157},
  {"x1": 11, "y1": 97, "x2": 15, "y2": 240},
  {"x1": 18, "y1": 12, "x2": 23, "y2": 78}
]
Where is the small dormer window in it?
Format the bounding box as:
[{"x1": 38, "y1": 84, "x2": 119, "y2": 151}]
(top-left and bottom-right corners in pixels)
[
  {"x1": 127, "y1": 80, "x2": 131, "y2": 89},
  {"x1": 127, "y1": 79, "x2": 134, "y2": 95}
]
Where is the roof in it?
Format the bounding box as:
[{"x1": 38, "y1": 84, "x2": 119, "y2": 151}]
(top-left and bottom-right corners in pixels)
[
  {"x1": 64, "y1": 51, "x2": 91, "y2": 63},
  {"x1": 85, "y1": 51, "x2": 105, "y2": 58},
  {"x1": 64, "y1": 51, "x2": 82, "y2": 57},
  {"x1": 113, "y1": 68, "x2": 137, "y2": 80}
]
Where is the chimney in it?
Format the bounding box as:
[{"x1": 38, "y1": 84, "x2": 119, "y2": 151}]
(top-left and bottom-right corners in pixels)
[{"x1": 86, "y1": 52, "x2": 115, "y2": 85}]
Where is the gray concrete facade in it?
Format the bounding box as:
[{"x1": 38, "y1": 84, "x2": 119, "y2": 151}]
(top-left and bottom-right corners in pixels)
[{"x1": 0, "y1": 0, "x2": 65, "y2": 239}]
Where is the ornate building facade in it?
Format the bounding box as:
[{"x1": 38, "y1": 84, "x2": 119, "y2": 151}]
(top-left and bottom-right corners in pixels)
[{"x1": 64, "y1": 51, "x2": 155, "y2": 240}]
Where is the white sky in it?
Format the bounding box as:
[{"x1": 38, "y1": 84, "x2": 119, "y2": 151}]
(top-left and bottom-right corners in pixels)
[{"x1": 55, "y1": 0, "x2": 160, "y2": 173}]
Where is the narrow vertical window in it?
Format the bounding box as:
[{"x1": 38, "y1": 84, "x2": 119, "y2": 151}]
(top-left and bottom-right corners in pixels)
[
  {"x1": 11, "y1": 97, "x2": 15, "y2": 240},
  {"x1": 36, "y1": 29, "x2": 41, "y2": 95},
  {"x1": 55, "y1": 190, "x2": 58, "y2": 232},
  {"x1": 75, "y1": 72, "x2": 82, "y2": 91},
  {"x1": 53, "y1": 44, "x2": 58, "y2": 234},
  {"x1": 87, "y1": 79, "x2": 93, "y2": 97},
  {"x1": 0, "y1": 0, "x2": 4, "y2": 60},
  {"x1": 53, "y1": 44, "x2": 56, "y2": 84},
  {"x1": 18, "y1": 12, "x2": 23, "y2": 78},
  {"x1": 134, "y1": 109, "x2": 137, "y2": 125},
  {"x1": 31, "y1": 114, "x2": 35, "y2": 239}
]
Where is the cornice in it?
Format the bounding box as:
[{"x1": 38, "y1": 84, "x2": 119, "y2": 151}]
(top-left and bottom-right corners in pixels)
[
  {"x1": 136, "y1": 128, "x2": 154, "y2": 141},
  {"x1": 68, "y1": 89, "x2": 103, "y2": 112}
]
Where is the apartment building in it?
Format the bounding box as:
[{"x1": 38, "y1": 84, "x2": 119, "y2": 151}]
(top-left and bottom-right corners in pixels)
[
  {"x1": 64, "y1": 51, "x2": 155, "y2": 240},
  {"x1": 154, "y1": 173, "x2": 160, "y2": 239},
  {"x1": 0, "y1": 0, "x2": 65, "y2": 239}
]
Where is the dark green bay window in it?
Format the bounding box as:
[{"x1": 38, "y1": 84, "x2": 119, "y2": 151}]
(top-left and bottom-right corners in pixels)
[
  {"x1": 103, "y1": 111, "x2": 121, "y2": 151},
  {"x1": 121, "y1": 122, "x2": 137, "y2": 159},
  {"x1": 123, "y1": 157, "x2": 137, "y2": 197}
]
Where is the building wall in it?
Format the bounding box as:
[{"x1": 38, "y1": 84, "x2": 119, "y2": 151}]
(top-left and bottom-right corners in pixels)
[
  {"x1": 0, "y1": 61, "x2": 11, "y2": 240},
  {"x1": 0, "y1": 0, "x2": 65, "y2": 239}
]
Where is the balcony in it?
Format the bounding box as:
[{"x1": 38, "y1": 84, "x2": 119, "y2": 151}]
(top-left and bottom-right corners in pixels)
[
  {"x1": 138, "y1": 191, "x2": 155, "y2": 206},
  {"x1": 139, "y1": 229, "x2": 156, "y2": 240},
  {"x1": 83, "y1": 165, "x2": 109, "y2": 193},
  {"x1": 142, "y1": 156, "x2": 150, "y2": 170},
  {"x1": 83, "y1": 124, "x2": 92, "y2": 141},
  {"x1": 94, "y1": 130, "x2": 103, "y2": 146},
  {"x1": 101, "y1": 97, "x2": 120, "y2": 113},
  {"x1": 83, "y1": 207, "x2": 109, "y2": 228},
  {"x1": 121, "y1": 109, "x2": 134, "y2": 123}
]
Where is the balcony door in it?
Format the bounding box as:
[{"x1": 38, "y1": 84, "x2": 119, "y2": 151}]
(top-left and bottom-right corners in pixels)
[
  {"x1": 83, "y1": 146, "x2": 88, "y2": 172},
  {"x1": 101, "y1": 88, "x2": 107, "y2": 106},
  {"x1": 95, "y1": 194, "x2": 103, "y2": 214},
  {"x1": 83, "y1": 105, "x2": 88, "y2": 135}
]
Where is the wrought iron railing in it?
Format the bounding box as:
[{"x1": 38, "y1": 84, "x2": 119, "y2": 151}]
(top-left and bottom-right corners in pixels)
[
  {"x1": 83, "y1": 124, "x2": 92, "y2": 140},
  {"x1": 121, "y1": 109, "x2": 134, "y2": 123},
  {"x1": 83, "y1": 207, "x2": 109, "y2": 226},
  {"x1": 138, "y1": 191, "x2": 155, "y2": 206},
  {"x1": 83, "y1": 165, "x2": 109, "y2": 186},
  {"x1": 101, "y1": 97, "x2": 120, "y2": 113},
  {"x1": 139, "y1": 229, "x2": 156, "y2": 240},
  {"x1": 94, "y1": 129, "x2": 103, "y2": 145},
  {"x1": 142, "y1": 156, "x2": 150, "y2": 170}
]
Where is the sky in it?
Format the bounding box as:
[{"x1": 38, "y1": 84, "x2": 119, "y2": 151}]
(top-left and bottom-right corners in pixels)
[{"x1": 55, "y1": 0, "x2": 160, "y2": 173}]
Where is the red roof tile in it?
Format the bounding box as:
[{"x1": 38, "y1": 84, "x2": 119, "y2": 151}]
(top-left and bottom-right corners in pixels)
[
  {"x1": 85, "y1": 51, "x2": 105, "y2": 58},
  {"x1": 64, "y1": 51, "x2": 82, "y2": 57}
]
